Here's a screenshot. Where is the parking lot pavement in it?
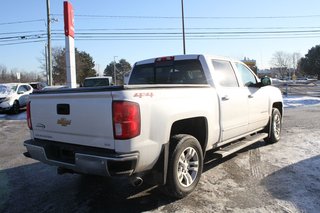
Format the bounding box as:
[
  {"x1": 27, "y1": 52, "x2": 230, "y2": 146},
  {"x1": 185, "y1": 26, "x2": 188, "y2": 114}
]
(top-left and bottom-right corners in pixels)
[
  {"x1": 0, "y1": 111, "x2": 26, "y2": 121},
  {"x1": 1, "y1": 106, "x2": 320, "y2": 213}
]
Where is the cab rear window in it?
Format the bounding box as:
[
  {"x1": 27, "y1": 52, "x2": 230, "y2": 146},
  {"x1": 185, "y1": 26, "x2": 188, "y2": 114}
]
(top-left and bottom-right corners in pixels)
[{"x1": 129, "y1": 59, "x2": 207, "y2": 85}]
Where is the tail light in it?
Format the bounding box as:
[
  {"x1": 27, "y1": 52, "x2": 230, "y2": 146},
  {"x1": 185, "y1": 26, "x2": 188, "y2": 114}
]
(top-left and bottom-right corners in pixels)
[
  {"x1": 27, "y1": 101, "x2": 32, "y2": 129},
  {"x1": 112, "y1": 101, "x2": 140, "y2": 140}
]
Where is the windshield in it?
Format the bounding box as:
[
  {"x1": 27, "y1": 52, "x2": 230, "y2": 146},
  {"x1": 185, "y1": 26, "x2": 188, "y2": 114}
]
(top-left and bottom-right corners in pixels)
[
  {"x1": 0, "y1": 84, "x2": 16, "y2": 95},
  {"x1": 129, "y1": 59, "x2": 207, "y2": 85}
]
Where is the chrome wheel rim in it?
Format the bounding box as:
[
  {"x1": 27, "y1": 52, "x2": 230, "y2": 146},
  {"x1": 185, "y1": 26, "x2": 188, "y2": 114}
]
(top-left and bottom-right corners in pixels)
[
  {"x1": 177, "y1": 147, "x2": 199, "y2": 187},
  {"x1": 273, "y1": 113, "x2": 281, "y2": 140}
]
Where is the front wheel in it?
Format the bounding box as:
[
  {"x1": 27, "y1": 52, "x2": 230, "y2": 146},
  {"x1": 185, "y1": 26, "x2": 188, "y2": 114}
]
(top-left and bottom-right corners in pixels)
[
  {"x1": 165, "y1": 134, "x2": 203, "y2": 198},
  {"x1": 11, "y1": 101, "x2": 20, "y2": 114},
  {"x1": 264, "y1": 108, "x2": 282, "y2": 144}
]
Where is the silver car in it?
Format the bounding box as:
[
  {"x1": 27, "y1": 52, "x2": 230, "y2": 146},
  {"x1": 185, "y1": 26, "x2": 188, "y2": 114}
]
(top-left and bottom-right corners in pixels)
[{"x1": 0, "y1": 83, "x2": 33, "y2": 114}]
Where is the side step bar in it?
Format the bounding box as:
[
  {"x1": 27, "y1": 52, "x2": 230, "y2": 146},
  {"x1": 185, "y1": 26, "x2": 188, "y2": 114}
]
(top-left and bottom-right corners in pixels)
[{"x1": 214, "y1": 133, "x2": 268, "y2": 158}]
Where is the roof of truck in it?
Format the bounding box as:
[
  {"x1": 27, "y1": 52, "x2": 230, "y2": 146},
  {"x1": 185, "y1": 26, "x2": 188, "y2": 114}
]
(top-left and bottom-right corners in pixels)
[{"x1": 134, "y1": 54, "x2": 238, "y2": 66}]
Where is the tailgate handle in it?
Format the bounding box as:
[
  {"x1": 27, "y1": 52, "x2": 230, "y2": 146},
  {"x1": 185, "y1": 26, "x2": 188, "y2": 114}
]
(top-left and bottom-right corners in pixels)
[{"x1": 57, "y1": 104, "x2": 70, "y2": 115}]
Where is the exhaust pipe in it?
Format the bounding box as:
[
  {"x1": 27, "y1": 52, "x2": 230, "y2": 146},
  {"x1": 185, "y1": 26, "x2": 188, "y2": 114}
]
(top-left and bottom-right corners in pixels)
[
  {"x1": 57, "y1": 167, "x2": 74, "y2": 175},
  {"x1": 131, "y1": 176, "x2": 143, "y2": 187},
  {"x1": 23, "y1": 152, "x2": 31, "y2": 158}
]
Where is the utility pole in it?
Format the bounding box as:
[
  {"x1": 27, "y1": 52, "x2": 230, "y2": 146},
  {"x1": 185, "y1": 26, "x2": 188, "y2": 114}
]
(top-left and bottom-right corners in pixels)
[
  {"x1": 46, "y1": 0, "x2": 53, "y2": 86},
  {"x1": 45, "y1": 44, "x2": 48, "y2": 84},
  {"x1": 181, "y1": 0, "x2": 186, "y2": 54},
  {"x1": 113, "y1": 56, "x2": 117, "y2": 85}
]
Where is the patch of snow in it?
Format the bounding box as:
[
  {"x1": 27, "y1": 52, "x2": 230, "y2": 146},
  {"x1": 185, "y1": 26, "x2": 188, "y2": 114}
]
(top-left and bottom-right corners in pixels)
[{"x1": 283, "y1": 95, "x2": 320, "y2": 108}]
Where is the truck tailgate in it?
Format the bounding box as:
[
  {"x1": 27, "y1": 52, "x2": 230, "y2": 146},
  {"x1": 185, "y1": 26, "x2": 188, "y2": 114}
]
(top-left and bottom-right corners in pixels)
[{"x1": 29, "y1": 92, "x2": 115, "y2": 149}]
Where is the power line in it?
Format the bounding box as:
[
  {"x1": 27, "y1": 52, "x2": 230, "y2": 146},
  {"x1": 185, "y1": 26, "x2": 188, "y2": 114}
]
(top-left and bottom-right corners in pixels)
[
  {"x1": 0, "y1": 19, "x2": 45, "y2": 26},
  {"x1": 0, "y1": 34, "x2": 46, "y2": 41},
  {"x1": 0, "y1": 30, "x2": 46, "y2": 35},
  {"x1": 1, "y1": 28, "x2": 320, "y2": 46},
  {"x1": 2, "y1": 26, "x2": 319, "y2": 37},
  {"x1": 51, "y1": 13, "x2": 320, "y2": 20},
  {"x1": 0, "y1": 39, "x2": 46, "y2": 46},
  {"x1": 52, "y1": 26, "x2": 320, "y2": 32},
  {"x1": 48, "y1": 29, "x2": 320, "y2": 36},
  {"x1": 49, "y1": 35, "x2": 320, "y2": 41}
]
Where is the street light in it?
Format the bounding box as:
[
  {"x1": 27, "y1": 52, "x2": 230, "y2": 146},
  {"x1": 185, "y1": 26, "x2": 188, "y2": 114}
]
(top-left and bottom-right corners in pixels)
[{"x1": 181, "y1": 0, "x2": 186, "y2": 54}]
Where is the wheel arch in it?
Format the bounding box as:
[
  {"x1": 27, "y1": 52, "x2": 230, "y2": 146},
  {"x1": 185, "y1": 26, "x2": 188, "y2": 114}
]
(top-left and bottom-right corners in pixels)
[
  {"x1": 272, "y1": 102, "x2": 283, "y2": 117},
  {"x1": 169, "y1": 116, "x2": 208, "y2": 156}
]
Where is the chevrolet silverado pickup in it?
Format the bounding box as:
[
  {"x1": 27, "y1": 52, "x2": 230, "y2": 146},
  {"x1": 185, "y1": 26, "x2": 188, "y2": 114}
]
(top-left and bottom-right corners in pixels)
[{"x1": 24, "y1": 54, "x2": 283, "y2": 198}]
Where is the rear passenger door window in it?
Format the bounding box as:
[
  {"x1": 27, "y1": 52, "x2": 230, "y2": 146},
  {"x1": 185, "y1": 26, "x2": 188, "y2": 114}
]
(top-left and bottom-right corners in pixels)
[{"x1": 212, "y1": 60, "x2": 239, "y2": 87}]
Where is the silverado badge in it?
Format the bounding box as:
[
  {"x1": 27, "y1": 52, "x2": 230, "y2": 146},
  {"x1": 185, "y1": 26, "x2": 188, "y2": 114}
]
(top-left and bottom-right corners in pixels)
[{"x1": 57, "y1": 118, "x2": 71, "y2": 126}]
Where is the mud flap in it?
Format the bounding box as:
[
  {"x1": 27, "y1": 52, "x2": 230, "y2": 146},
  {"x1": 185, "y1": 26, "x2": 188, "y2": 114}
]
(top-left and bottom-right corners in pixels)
[{"x1": 149, "y1": 143, "x2": 169, "y2": 185}]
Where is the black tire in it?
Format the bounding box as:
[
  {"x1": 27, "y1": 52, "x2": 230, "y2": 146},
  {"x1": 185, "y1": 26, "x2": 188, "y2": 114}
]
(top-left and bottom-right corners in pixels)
[
  {"x1": 264, "y1": 108, "x2": 282, "y2": 144},
  {"x1": 11, "y1": 101, "x2": 20, "y2": 114},
  {"x1": 165, "y1": 134, "x2": 203, "y2": 198}
]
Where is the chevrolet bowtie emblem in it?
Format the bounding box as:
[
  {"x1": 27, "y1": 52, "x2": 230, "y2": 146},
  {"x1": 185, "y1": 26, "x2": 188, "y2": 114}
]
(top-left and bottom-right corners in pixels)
[{"x1": 57, "y1": 118, "x2": 71, "y2": 126}]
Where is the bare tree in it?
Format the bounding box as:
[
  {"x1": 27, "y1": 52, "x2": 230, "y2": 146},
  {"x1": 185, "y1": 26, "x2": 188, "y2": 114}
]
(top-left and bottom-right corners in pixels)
[
  {"x1": 0, "y1": 65, "x2": 8, "y2": 83},
  {"x1": 271, "y1": 51, "x2": 290, "y2": 79}
]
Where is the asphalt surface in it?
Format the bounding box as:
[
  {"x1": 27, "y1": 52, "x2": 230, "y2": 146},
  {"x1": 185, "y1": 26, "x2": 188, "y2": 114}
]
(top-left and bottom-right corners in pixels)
[{"x1": 0, "y1": 105, "x2": 320, "y2": 213}]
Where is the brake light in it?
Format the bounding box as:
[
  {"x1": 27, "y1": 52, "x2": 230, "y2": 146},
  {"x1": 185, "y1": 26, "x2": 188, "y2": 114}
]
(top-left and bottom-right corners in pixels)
[
  {"x1": 155, "y1": 56, "x2": 174, "y2": 62},
  {"x1": 27, "y1": 102, "x2": 32, "y2": 130},
  {"x1": 112, "y1": 101, "x2": 140, "y2": 140}
]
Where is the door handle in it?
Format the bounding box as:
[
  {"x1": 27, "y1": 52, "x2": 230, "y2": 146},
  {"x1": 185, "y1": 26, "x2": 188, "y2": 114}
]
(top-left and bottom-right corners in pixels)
[
  {"x1": 222, "y1": 95, "x2": 229, "y2": 101},
  {"x1": 248, "y1": 94, "x2": 254, "y2": 98}
]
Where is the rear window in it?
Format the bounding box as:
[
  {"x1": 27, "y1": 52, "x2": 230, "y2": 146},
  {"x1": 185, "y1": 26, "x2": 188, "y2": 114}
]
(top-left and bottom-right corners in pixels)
[
  {"x1": 129, "y1": 59, "x2": 207, "y2": 85},
  {"x1": 84, "y1": 78, "x2": 110, "y2": 87}
]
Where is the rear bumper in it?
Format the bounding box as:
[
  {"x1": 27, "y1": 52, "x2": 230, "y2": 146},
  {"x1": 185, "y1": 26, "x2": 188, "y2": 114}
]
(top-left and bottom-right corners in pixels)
[{"x1": 24, "y1": 139, "x2": 139, "y2": 177}]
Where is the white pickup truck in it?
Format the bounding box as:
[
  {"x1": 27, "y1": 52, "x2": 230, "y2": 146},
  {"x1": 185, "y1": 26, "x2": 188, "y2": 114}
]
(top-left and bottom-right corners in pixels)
[{"x1": 24, "y1": 54, "x2": 283, "y2": 198}]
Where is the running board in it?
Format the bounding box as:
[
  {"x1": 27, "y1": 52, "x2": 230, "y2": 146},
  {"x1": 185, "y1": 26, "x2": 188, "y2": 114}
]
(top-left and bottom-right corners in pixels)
[{"x1": 214, "y1": 133, "x2": 268, "y2": 158}]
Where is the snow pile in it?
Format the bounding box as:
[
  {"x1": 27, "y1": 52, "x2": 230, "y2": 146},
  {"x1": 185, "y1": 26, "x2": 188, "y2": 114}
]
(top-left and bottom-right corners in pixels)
[{"x1": 283, "y1": 95, "x2": 320, "y2": 108}]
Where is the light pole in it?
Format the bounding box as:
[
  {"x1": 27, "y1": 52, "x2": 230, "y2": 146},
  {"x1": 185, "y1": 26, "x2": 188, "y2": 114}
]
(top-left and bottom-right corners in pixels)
[
  {"x1": 113, "y1": 56, "x2": 118, "y2": 85},
  {"x1": 181, "y1": 0, "x2": 186, "y2": 54}
]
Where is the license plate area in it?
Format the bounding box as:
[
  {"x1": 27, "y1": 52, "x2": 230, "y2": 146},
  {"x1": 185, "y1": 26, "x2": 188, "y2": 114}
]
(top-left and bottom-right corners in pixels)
[{"x1": 45, "y1": 145, "x2": 75, "y2": 164}]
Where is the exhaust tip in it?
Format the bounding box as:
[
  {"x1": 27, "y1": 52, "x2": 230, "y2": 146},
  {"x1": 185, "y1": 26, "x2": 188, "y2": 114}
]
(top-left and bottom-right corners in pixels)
[
  {"x1": 57, "y1": 167, "x2": 74, "y2": 175},
  {"x1": 23, "y1": 152, "x2": 31, "y2": 158},
  {"x1": 131, "y1": 176, "x2": 143, "y2": 187}
]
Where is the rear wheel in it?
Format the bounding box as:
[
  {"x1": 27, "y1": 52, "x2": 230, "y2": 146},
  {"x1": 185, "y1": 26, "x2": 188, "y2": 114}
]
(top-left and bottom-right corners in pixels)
[
  {"x1": 11, "y1": 101, "x2": 20, "y2": 114},
  {"x1": 264, "y1": 108, "x2": 282, "y2": 144},
  {"x1": 165, "y1": 134, "x2": 203, "y2": 198}
]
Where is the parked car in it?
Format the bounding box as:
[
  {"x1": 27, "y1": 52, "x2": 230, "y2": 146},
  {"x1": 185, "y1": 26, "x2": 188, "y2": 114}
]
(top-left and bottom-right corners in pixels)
[
  {"x1": 29, "y1": 82, "x2": 47, "y2": 91},
  {"x1": 0, "y1": 83, "x2": 33, "y2": 114}
]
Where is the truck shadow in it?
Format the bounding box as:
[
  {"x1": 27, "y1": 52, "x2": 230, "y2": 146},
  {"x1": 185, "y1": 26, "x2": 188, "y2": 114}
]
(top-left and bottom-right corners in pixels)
[
  {"x1": 203, "y1": 140, "x2": 267, "y2": 172},
  {"x1": 0, "y1": 162, "x2": 175, "y2": 213},
  {"x1": 261, "y1": 155, "x2": 320, "y2": 212}
]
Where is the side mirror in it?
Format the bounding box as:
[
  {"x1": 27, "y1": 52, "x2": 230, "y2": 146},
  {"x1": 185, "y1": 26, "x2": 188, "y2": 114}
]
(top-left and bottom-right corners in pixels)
[{"x1": 260, "y1": 77, "x2": 272, "y2": 87}]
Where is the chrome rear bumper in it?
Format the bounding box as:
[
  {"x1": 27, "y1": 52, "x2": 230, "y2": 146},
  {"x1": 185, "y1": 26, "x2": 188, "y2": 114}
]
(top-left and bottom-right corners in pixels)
[{"x1": 24, "y1": 139, "x2": 138, "y2": 177}]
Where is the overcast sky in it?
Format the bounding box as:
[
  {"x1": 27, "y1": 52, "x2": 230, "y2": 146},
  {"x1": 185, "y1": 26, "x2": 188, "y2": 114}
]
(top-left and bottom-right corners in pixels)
[{"x1": 1, "y1": 0, "x2": 320, "y2": 75}]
